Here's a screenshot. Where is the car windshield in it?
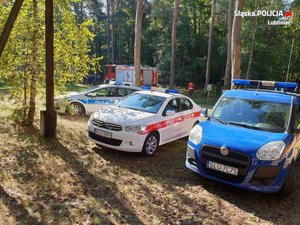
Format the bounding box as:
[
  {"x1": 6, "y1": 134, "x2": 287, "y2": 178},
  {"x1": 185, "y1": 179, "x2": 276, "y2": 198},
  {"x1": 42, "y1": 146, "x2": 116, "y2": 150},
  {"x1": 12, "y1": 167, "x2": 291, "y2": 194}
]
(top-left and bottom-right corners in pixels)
[
  {"x1": 211, "y1": 97, "x2": 291, "y2": 133},
  {"x1": 117, "y1": 93, "x2": 166, "y2": 114}
]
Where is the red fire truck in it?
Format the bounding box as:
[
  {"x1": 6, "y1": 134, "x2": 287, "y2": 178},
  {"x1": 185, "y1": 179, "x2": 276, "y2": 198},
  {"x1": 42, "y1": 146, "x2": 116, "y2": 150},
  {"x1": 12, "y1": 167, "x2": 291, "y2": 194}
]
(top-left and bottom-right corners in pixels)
[{"x1": 104, "y1": 65, "x2": 158, "y2": 86}]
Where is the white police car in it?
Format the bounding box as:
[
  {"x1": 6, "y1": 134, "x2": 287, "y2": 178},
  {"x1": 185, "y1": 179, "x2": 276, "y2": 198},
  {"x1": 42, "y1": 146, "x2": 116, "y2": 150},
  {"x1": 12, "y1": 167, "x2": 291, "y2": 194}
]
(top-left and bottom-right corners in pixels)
[
  {"x1": 86, "y1": 89, "x2": 201, "y2": 156},
  {"x1": 55, "y1": 84, "x2": 141, "y2": 115}
]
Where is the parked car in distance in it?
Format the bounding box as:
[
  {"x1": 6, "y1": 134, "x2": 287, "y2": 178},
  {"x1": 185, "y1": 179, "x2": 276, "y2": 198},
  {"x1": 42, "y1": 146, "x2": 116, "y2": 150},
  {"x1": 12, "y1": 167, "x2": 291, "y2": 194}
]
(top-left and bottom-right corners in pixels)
[
  {"x1": 55, "y1": 84, "x2": 141, "y2": 115},
  {"x1": 87, "y1": 89, "x2": 201, "y2": 156},
  {"x1": 186, "y1": 79, "x2": 300, "y2": 196}
]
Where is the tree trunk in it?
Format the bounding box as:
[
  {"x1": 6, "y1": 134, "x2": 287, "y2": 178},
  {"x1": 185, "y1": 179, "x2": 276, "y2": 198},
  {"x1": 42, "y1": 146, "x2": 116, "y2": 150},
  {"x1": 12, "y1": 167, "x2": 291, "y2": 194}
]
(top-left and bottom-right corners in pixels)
[
  {"x1": 106, "y1": 0, "x2": 111, "y2": 64},
  {"x1": 204, "y1": 0, "x2": 216, "y2": 92},
  {"x1": 224, "y1": 0, "x2": 233, "y2": 90},
  {"x1": 111, "y1": 0, "x2": 115, "y2": 64},
  {"x1": 231, "y1": 0, "x2": 245, "y2": 87},
  {"x1": 27, "y1": 0, "x2": 38, "y2": 126},
  {"x1": 246, "y1": 0, "x2": 259, "y2": 80},
  {"x1": 134, "y1": 0, "x2": 144, "y2": 87},
  {"x1": 169, "y1": 0, "x2": 180, "y2": 88},
  {"x1": 193, "y1": 1, "x2": 197, "y2": 34}
]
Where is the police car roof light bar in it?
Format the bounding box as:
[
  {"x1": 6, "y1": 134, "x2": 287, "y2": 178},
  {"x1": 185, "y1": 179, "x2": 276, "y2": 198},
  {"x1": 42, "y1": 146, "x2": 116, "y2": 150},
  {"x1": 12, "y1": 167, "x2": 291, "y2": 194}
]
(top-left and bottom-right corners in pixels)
[
  {"x1": 142, "y1": 85, "x2": 151, "y2": 90},
  {"x1": 165, "y1": 89, "x2": 179, "y2": 94},
  {"x1": 233, "y1": 79, "x2": 298, "y2": 92}
]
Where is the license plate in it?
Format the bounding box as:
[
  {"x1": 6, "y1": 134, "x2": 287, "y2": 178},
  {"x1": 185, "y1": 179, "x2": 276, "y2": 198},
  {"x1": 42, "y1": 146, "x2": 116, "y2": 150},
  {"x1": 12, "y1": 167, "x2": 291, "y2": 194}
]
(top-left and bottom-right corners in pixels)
[
  {"x1": 94, "y1": 128, "x2": 112, "y2": 139},
  {"x1": 206, "y1": 161, "x2": 238, "y2": 176}
]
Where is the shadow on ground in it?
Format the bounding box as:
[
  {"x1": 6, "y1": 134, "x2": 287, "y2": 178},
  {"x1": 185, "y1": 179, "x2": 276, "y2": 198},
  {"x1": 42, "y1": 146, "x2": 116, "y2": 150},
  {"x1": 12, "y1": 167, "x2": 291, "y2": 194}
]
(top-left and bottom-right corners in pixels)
[{"x1": 94, "y1": 139, "x2": 300, "y2": 225}]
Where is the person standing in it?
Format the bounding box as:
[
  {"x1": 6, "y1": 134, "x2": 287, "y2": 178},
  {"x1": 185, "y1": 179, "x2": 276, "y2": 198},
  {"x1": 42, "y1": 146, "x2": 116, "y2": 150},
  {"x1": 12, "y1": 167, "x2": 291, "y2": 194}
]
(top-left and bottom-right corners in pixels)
[{"x1": 188, "y1": 81, "x2": 195, "y2": 96}]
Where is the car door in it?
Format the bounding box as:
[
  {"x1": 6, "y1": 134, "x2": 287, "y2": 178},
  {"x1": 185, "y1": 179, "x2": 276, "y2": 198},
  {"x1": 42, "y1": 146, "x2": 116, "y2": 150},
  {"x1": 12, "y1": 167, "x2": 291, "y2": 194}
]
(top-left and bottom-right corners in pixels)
[
  {"x1": 95, "y1": 87, "x2": 119, "y2": 110},
  {"x1": 159, "y1": 98, "x2": 181, "y2": 144},
  {"x1": 294, "y1": 104, "x2": 300, "y2": 158},
  {"x1": 178, "y1": 98, "x2": 195, "y2": 138},
  {"x1": 86, "y1": 87, "x2": 118, "y2": 112},
  {"x1": 85, "y1": 87, "x2": 109, "y2": 113}
]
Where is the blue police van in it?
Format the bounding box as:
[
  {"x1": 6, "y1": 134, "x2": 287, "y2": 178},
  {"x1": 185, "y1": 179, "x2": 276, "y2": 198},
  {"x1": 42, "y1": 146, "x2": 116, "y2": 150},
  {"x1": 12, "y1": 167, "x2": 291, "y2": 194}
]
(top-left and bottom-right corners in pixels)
[{"x1": 186, "y1": 79, "x2": 300, "y2": 196}]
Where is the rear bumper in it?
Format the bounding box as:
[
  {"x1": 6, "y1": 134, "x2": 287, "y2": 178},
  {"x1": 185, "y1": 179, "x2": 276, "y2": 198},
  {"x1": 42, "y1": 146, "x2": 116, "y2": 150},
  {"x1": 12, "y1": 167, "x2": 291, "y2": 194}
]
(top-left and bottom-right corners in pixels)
[{"x1": 186, "y1": 145, "x2": 292, "y2": 193}]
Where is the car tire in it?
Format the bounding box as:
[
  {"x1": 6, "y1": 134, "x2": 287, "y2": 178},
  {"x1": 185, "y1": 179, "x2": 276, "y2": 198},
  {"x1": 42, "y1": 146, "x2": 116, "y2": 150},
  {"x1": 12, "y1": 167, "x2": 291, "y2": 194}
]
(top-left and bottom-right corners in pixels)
[
  {"x1": 141, "y1": 132, "x2": 159, "y2": 157},
  {"x1": 72, "y1": 102, "x2": 85, "y2": 116},
  {"x1": 279, "y1": 166, "x2": 295, "y2": 197}
]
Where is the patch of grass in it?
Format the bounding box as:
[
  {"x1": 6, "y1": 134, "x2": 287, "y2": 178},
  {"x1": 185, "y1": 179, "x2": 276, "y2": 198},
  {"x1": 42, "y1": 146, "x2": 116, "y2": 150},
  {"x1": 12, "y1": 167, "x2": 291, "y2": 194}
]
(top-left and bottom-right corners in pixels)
[
  {"x1": 180, "y1": 89, "x2": 219, "y2": 109},
  {"x1": 64, "y1": 83, "x2": 90, "y2": 93}
]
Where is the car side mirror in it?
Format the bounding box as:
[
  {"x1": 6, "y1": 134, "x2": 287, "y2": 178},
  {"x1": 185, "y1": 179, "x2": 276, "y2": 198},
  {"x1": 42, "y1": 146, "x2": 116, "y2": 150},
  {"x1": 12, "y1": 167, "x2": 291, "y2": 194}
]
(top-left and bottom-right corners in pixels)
[
  {"x1": 165, "y1": 110, "x2": 176, "y2": 116},
  {"x1": 201, "y1": 108, "x2": 208, "y2": 117},
  {"x1": 86, "y1": 93, "x2": 96, "y2": 97}
]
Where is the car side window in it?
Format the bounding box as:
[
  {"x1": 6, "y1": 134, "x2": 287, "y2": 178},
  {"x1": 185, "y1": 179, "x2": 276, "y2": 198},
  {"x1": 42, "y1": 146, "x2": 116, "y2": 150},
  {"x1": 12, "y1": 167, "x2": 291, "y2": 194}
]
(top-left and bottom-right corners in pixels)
[
  {"x1": 180, "y1": 98, "x2": 193, "y2": 111},
  {"x1": 107, "y1": 87, "x2": 118, "y2": 97},
  {"x1": 163, "y1": 98, "x2": 179, "y2": 116},
  {"x1": 88, "y1": 88, "x2": 109, "y2": 97},
  {"x1": 118, "y1": 88, "x2": 135, "y2": 97}
]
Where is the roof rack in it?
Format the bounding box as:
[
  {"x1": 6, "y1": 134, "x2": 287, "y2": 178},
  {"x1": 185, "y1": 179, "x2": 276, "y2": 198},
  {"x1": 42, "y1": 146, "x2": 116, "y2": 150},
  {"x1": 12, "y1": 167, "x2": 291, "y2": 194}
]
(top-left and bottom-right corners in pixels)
[{"x1": 233, "y1": 79, "x2": 298, "y2": 93}]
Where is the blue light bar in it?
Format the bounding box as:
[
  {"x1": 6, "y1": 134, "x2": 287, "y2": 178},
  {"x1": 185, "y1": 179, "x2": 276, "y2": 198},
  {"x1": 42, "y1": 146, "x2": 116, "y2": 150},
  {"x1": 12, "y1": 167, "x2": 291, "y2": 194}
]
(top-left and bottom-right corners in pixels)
[
  {"x1": 275, "y1": 82, "x2": 298, "y2": 89},
  {"x1": 232, "y1": 79, "x2": 251, "y2": 85},
  {"x1": 142, "y1": 85, "x2": 151, "y2": 90},
  {"x1": 115, "y1": 81, "x2": 121, "y2": 85},
  {"x1": 165, "y1": 89, "x2": 179, "y2": 94},
  {"x1": 232, "y1": 79, "x2": 298, "y2": 92}
]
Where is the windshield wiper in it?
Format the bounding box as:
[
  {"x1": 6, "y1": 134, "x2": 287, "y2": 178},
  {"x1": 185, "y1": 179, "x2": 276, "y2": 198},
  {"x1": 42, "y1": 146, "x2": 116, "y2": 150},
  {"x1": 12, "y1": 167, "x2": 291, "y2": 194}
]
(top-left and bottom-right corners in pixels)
[
  {"x1": 227, "y1": 122, "x2": 263, "y2": 130},
  {"x1": 210, "y1": 116, "x2": 227, "y2": 125}
]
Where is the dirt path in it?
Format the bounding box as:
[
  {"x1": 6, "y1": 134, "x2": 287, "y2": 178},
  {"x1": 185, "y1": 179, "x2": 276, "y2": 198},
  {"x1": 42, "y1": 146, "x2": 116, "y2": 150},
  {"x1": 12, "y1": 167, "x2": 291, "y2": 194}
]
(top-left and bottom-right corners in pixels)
[{"x1": 0, "y1": 115, "x2": 299, "y2": 224}]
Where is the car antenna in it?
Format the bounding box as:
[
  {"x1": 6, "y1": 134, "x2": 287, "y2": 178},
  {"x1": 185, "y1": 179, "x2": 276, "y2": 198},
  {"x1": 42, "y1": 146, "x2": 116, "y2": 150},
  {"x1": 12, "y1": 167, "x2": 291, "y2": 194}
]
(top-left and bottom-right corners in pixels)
[{"x1": 255, "y1": 80, "x2": 260, "y2": 95}]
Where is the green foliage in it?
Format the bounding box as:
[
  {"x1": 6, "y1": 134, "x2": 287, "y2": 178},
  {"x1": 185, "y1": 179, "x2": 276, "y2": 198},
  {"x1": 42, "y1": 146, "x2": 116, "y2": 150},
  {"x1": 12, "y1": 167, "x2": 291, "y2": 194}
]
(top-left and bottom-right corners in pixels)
[
  {"x1": 1, "y1": 0, "x2": 299, "y2": 97},
  {"x1": 0, "y1": 0, "x2": 100, "y2": 99}
]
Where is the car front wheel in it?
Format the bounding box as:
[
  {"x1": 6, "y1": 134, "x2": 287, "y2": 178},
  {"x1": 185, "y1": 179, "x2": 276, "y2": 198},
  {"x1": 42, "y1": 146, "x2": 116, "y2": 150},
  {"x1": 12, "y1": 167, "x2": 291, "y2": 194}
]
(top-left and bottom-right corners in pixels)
[
  {"x1": 72, "y1": 102, "x2": 85, "y2": 116},
  {"x1": 141, "y1": 132, "x2": 159, "y2": 157},
  {"x1": 279, "y1": 166, "x2": 295, "y2": 197}
]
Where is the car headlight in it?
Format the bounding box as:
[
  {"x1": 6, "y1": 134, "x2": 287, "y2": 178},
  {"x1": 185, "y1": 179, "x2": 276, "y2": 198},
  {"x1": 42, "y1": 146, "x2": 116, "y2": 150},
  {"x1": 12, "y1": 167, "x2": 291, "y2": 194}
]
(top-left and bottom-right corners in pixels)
[
  {"x1": 124, "y1": 125, "x2": 147, "y2": 133},
  {"x1": 88, "y1": 113, "x2": 96, "y2": 125},
  {"x1": 189, "y1": 125, "x2": 202, "y2": 145},
  {"x1": 256, "y1": 141, "x2": 286, "y2": 160}
]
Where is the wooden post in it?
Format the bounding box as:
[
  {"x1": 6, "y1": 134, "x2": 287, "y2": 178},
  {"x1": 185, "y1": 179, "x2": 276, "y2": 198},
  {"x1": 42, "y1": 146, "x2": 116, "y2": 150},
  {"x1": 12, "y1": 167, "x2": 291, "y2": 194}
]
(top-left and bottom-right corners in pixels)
[
  {"x1": 41, "y1": 0, "x2": 57, "y2": 138},
  {"x1": 0, "y1": 0, "x2": 25, "y2": 57}
]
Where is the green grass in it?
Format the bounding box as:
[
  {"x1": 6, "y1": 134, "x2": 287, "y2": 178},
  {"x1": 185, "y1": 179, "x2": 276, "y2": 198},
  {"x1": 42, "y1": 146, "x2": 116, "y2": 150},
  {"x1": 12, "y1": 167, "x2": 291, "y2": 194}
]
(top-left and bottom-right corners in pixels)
[
  {"x1": 180, "y1": 89, "x2": 219, "y2": 109},
  {"x1": 64, "y1": 83, "x2": 90, "y2": 93}
]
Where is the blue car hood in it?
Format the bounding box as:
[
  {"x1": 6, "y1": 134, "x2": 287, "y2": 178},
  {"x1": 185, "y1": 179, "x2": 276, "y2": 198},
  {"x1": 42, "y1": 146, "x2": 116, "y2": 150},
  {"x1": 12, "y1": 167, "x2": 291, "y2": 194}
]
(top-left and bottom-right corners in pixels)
[{"x1": 199, "y1": 120, "x2": 289, "y2": 155}]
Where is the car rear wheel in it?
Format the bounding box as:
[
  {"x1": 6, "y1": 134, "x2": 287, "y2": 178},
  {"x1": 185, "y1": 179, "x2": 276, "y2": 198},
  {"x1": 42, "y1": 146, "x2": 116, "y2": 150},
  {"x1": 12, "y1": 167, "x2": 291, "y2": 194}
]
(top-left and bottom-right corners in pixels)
[
  {"x1": 278, "y1": 166, "x2": 295, "y2": 197},
  {"x1": 142, "y1": 132, "x2": 159, "y2": 157},
  {"x1": 72, "y1": 102, "x2": 85, "y2": 116}
]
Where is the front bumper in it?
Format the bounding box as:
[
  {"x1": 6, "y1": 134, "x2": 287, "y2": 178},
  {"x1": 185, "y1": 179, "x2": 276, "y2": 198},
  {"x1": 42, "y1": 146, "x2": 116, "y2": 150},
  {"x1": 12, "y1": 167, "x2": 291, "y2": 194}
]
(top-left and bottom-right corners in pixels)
[
  {"x1": 86, "y1": 122, "x2": 148, "y2": 152},
  {"x1": 186, "y1": 145, "x2": 292, "y2": 193}
]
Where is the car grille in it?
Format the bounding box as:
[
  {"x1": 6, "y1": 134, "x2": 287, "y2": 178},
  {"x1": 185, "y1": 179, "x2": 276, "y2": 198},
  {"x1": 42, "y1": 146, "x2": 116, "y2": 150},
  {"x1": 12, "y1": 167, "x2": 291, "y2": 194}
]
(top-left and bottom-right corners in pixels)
[
  {"x1": 200, "y1": 145, "x2": 251, "y2": 183},
  {"x1": 89, "y1": 131, "x2": 122, "y2": 146},
  {"x1": 92, "y1": 119, "x2": 122, "y2": 131}
]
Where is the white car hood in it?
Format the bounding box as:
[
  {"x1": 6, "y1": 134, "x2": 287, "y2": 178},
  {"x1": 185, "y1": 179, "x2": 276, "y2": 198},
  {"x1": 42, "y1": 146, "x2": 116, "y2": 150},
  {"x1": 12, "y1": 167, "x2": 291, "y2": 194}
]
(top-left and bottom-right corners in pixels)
[{"x1": 93, "y1": 106, "x2": 158, "y2": 126}]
